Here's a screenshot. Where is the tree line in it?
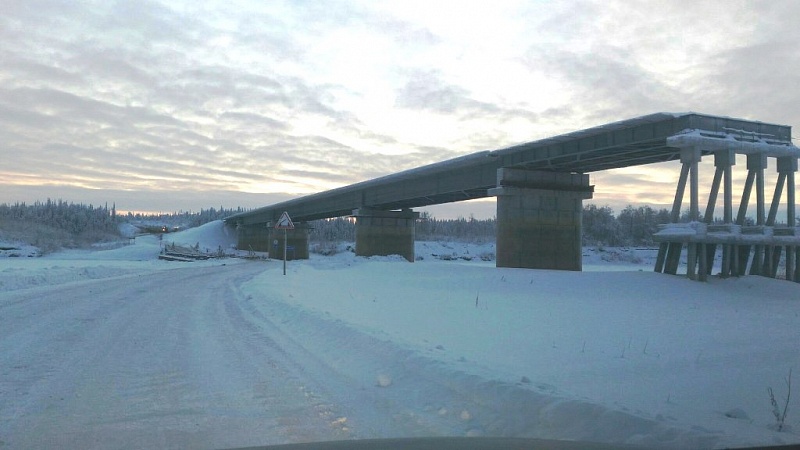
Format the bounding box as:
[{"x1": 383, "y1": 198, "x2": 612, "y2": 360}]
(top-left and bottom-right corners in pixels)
[
  {"x1": 0, "y1": 201, "x2": 249, "y2": 252},
  {"x1": 0, "y1": 199, "x2": 119, "y2": 252},
  {"x1": 0, "y1": 199, "x2": 118, "y2": 236},
  {"x1": 308, "y1": 205, "x2": 681, "y2": 247},
  {"x1": 582, "y1": 204, "x2": 670, "y2": 247},
  {"x1": 123, "y1": 206, "x2": 248, "y2": 228},
  {"x1": 7, "y1": 198, "x2": 786, "y2": 253}
]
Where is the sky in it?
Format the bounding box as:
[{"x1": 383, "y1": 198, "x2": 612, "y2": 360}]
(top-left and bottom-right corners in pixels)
[{"x1": 1, "y1": 0, "x2": 799, "y2": 218}]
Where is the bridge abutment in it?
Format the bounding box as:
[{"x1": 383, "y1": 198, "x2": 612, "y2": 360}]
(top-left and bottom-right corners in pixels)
[
  {"x1": 268, "y1": 223, "x2": 310, "y2": 261},
  {"x1": 236, "y1": 223, "x2": 271, "y2": 253},
  {"x1": 235, "y1": 222, "x2": 310, "y2": 260},
  {"x1": 353, "y1": 208, "x2": 419, "y2": 262},
  {"x1": 490, "y1": 168, "x2": 593, "y2": 271}
]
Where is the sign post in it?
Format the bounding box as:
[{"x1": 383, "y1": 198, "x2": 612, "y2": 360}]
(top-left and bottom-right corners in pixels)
[{"x1": 274, "y1": 211, "x2": 295, "y2": 275}]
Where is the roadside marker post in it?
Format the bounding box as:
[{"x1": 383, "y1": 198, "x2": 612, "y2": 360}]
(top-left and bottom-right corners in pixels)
[{"x1": 274, "y1": 211, "x2": 295, "y2": 275}]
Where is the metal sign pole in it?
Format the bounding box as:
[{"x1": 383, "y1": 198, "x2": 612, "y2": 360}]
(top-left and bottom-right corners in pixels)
[
  {"x1": 275, "y1": 211, "x2": 294, "y2": 276},
  {"x1": 283, "y1": 228, "x2": 287, "y2": 275}
]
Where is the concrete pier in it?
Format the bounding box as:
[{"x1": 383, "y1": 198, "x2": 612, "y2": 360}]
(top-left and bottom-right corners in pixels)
[
  {"x1": 268, "y1": 223, "x2": 310, "y2": 261},
  {"x1": 235, "y1": 223, "x2": 271, "y2": 252},
  {"x1": 235, "y1": 222, "x2": 310, "y2": 259},
  {"x1": 353, "y1": 208, "x2": 419, "y2": 262},
  {"x1": 489, "y1": 168, "x2": 593, "y2": 270}
]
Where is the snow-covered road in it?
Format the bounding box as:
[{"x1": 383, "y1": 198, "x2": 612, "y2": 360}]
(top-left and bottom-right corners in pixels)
[
  {"x1": 1, "y1": 263, "x2": 355, "y2": 448},
  {"x1": 2, "y1": 261, "x2": 573, "y2": 449}
]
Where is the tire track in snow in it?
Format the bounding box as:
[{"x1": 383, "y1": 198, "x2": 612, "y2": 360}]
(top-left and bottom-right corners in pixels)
[
  {"x1": 235, "y1": 281, "x2": 536, "y2": 438},
  {"x1": 1, "y1": 263, "x2": 351, "y2": 449},
  {"x1": 216, "y1": 279, "x2": 450, "y2": 439},
  {"x1": 186, "y1": 266, "x2": 352, "y2": 446},
  {"x1": 237, "y1": 275, "x2": 724, "y2": 448},
  {"x1": 1, "y1": 261, "x2": 723, "y2": 449}
]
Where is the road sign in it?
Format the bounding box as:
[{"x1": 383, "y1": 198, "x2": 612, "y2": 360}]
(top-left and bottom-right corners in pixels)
[
  {"x1": 274, "y1": 211, "x2": 294, "y2": 230},
  {"x1": 273, "y1": 211, "x2": 294, "y2": 275}
]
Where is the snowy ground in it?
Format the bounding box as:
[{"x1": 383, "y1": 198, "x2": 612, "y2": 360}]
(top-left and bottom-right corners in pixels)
[{"x1": 1, "y1": 221, "x2": 799, "y2": 449}]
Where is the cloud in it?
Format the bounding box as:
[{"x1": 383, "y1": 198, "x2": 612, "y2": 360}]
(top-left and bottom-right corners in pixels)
[
  {"x1": 394, "y1": 70, "x2": 539, "y2": 123},
  {"x1": 0, "y1": 183, "x2": 295, "y2": 214},
  {"x1": 524, "y1": 0, "x2": 800, "y2": 130},
  {"x1": 686, "y1": 6, "x2": 800, "y2": 125},
  {"x1": 0, "y1": 56, "x2": 86, "y2": 88},
  {"x1": 0, "y1": 0, "x2": 797, "y2": 219},
  {"x1": 219, "y1": 112, "x2": 288, "y2": 131},
  {"x1": 524, "y1": 45, "x2": 685, "y2": 121},
  {"x1": 100, "y1": 0, "x2": 200, "y2": 45},
  {"x1": 395, "y1": 70, "x2": 478, "y2": 114},
  {"x1": 0, "y1": 0, "x2": 469, "y2": 206}
]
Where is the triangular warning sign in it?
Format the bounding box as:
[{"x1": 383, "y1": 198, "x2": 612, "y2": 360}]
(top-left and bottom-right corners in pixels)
[{"x1": 274, "y1": 211, "x2": 295, "y2": 229}]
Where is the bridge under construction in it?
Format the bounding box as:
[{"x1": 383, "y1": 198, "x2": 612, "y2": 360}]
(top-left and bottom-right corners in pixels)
[{"x1": 224, "y1": 112, "x2": 800, "y2": 281}]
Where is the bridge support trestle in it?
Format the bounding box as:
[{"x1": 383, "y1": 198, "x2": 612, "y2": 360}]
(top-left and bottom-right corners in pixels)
[
  {"x1": 654, "y1": 148, "x2": 799, "y2": 282},
  {"x1": 353, "y1": 208, "x2": 419, "y2": 262},
  {"x1": 490, "y1": 168, "x2": 593, "y2": 271}
]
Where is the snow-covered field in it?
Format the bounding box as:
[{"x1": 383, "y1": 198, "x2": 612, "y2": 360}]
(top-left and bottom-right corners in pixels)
[{"x1": 1, "y1": 220, "x2": 799, "y2": 449}]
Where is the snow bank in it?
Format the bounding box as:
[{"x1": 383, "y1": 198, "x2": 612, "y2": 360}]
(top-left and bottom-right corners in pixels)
[
  {"x1": 0, "y1": 239, "x2": 40, "y2": 258},
  {"x1": 0, "y1": 264, "x2": 148, "y2": 292},
  {"x1": 161, "y1": 220, "x2": 238, "y2": 253},
  {"x1": 241, "y1": 253, "x2": 800, "y2": 447},
  {"x1": 3, "y1": 219, "x2": 800, "y2": 447},
  {"x1": 318, "y1": 241, "x2": 659, "y2": 270},
  {"x1": 0, "y1": 227, "x2": 237, "y2": 292},
  {"x1": 415, "y1": 241, "x2": 496, "y2": 262},
  {"x1": 117, "y1": 222, "x2": 139, "y2": 238}
]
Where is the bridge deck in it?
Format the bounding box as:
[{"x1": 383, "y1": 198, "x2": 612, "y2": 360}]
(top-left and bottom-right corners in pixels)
[{"x1": 225, "y1": 112, "x2": 797, "y2": 226}]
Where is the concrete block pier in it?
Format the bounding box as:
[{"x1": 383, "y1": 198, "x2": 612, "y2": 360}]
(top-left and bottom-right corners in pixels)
[
  {"x1": 353, "y1": 207, "x2": 419, "y2": 262},
  {"x1": 235, "y1": 223, "x2": 271, "y2": 253},
  {"x1": 490, "y1": 168, "x2": 593, "y2": 270},
  {"x1": 235, "y1": 222, "x2": 309, "y2": 260},
  {"x1": 268, "y1": 223, "x2": 310, "y2": 261}
]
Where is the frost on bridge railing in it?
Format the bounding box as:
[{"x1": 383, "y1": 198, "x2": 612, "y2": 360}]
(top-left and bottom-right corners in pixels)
[
  {"x1": 667, "y1": 127, "x2": 800, "y2": 156},
  {"x1": 677, "y1": 113, "x2": 793, "y2": 144}
]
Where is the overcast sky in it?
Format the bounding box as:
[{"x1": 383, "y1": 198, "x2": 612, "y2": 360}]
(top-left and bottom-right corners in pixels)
[{"x1": 2, "y1": 0, "x2": 799, "y2": 218}]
